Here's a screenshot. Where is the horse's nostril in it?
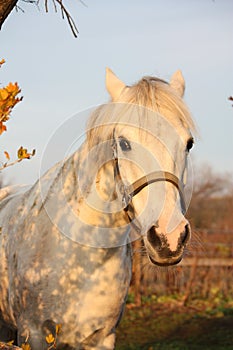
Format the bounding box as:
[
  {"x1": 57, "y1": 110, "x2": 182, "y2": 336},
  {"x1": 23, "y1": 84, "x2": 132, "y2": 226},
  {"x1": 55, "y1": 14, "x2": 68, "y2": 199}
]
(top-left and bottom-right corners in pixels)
[
  {"x1": 180, "y1": 224, "x2": 190, "y2": 245},
  {"x1": 147, "y1": 226, "x2": 161, "y2": 249}
]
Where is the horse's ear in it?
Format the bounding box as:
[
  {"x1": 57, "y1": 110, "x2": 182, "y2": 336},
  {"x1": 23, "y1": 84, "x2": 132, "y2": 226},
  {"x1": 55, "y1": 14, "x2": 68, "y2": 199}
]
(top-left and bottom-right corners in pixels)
[
  {"x1": 106, "y1": 67, "x2": 126, "y2": 101},
  {"x1": 170, "y1": 70, "x2": 185, "y2": 97}
]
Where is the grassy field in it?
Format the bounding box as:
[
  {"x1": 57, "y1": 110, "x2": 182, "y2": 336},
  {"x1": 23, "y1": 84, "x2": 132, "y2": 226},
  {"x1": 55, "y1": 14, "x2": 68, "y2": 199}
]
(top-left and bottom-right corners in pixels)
[{"x1": 115, "y1": 296, "x2": 233, "y2": 350}]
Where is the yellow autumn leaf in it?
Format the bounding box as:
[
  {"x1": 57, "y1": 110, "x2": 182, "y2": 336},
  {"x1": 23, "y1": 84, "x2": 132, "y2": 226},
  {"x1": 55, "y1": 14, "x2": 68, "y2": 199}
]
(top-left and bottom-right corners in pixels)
[
  {"x1": 6, "y1": 82, "x2": 21, "y2": 97},
  {"x1": 0, "y1": 122, "x2": 7, "y2": 135},
  {"x1": 56, "y1": 324, "x2": 62, "y2": 335},
  {"x1": 4, "y1": 151, "x2": 10, "y2": 160},
  {"x1": 17, "y1": 146, "x2": 30, "y2": 159},
  {"x1": 0, "y1": 88, "x2": 9, "y2": 100},
  {"x1": 7, "y1": 340, "x2": 14, "y2": 345},
  {"x1": 0, "y1": 59, "x2": 5, "y2": 66},
  {"x1": 21, "y1": 343, "x2": 31, "y2": 350},
  {"x1": 46, "y1": 333, "x2": 55, "y2": 344},
  {"x1": 0, "y1": 65, "x2": 22, "y2": 123}
]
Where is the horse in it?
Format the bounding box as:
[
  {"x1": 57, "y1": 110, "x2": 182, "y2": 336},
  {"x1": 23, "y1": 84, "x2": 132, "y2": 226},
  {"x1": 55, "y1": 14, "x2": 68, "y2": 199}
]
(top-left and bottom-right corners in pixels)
[{"x1": 0, "y1": 68, "x2": 195, "y2": 350}]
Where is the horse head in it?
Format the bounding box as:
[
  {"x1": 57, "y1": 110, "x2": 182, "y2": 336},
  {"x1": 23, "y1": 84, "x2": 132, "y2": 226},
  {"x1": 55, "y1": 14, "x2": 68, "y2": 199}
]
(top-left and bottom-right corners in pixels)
[{"x1": 103, "y1": 68, "x2": 195, "y2": 266}]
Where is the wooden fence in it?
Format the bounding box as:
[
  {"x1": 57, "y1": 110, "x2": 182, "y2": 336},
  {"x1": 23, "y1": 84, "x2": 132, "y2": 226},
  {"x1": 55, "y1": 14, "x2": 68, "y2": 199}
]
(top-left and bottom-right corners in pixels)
[
  {"x1": 180, "y1": 258, "x2": 232, "y2": 266},
  {"x1": 130, "y1": 230, "x2": 233, "y2": 304}
]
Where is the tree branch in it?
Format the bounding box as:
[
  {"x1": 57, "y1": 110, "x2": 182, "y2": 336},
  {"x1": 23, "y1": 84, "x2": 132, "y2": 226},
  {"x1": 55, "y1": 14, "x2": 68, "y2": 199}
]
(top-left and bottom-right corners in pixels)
[
  {"x1": 0, "y1": 0, "x2": 79, "y2": 37},
  {"x1": 0, "y1": 0, "x2": 18, "y2": 29},
  {"x1": 0, "y1": 158, "x2": 22, "y2": 172},
  {"x1": 53, "y1": 0, "x2": 79, "y2": 37}
]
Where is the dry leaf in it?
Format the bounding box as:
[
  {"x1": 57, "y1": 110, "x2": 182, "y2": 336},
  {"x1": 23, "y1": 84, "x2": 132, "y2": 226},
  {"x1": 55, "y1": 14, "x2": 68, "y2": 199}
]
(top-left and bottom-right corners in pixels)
[
  {"x1": 21, "y1": 343, "x2": 31, "y2": 350},
  {"x1": 4, "y1": 151, "x2": 10, "y2": 160},
  {"x1": 46, "y1": 334, "x2": 55, "y2": 344}
]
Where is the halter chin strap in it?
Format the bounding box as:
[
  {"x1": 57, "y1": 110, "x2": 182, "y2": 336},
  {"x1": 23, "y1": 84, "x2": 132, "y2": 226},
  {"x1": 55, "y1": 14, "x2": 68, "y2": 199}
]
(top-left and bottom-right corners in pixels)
[{"x1": 112, "y1": 138, "x2": 186, "y2": 220}]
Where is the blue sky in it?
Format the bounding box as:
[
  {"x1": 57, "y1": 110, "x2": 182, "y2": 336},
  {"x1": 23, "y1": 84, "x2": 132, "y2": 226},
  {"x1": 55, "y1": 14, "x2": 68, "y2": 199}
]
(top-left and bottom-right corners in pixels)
[{"x1": 0, "y1": 0, "x2": 233, "y2": 185}]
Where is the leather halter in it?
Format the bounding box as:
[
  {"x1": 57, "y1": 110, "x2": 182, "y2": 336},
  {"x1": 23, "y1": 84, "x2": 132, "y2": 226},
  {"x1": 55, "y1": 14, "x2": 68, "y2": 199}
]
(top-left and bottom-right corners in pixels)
[{"x1": 112, "y1": 140, "x2": 186, "y2": 218}]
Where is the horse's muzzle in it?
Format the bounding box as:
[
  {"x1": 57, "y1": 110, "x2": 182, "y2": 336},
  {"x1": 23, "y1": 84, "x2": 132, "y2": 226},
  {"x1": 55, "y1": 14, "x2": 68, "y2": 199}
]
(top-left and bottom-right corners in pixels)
[{"x1": 145, "y1": 224, "x2": 190, "y2": 266}]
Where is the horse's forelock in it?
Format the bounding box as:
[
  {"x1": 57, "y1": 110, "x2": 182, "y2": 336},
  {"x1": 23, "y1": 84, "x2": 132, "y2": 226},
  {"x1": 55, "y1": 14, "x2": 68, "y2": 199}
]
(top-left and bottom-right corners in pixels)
[
  {"x1": 86, "y1": 75, "x2": 196, "y2": 149},
  {"x1": 122, "y1": 76, "x2": 196, "y2": 133}
]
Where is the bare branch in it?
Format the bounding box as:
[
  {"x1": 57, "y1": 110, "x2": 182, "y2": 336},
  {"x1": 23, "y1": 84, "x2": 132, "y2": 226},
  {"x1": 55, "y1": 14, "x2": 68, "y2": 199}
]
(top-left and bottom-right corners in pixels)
[
  {"x1": 16, "y1": 0, "x2": 38, "y2": 12},
  {"x1": 52, "y1": 0, "x2": 57, "y2": 13},
  {"x1": 15, "y1": 4, "x2": 25, "y2": 12},
  {"x1": 78, "y1": 0, "x2": 87, "y2": 8},
  {"x1": 0, "y1": 158, "x2": 22, "y2": 172},
  {"x1": 0, "y1": 0, "x2": 80, "y2": 37},
  {"x1": 21, "y1": 0, "x2": 38, "y2": 3},
  {"x1": 54, "y1": 0, "x2": 79, "y2": 37}
]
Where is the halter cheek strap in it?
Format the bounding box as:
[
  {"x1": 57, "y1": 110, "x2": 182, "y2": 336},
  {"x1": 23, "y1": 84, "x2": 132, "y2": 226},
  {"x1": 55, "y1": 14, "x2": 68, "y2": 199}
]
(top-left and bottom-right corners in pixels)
[{"x1": 112, "y1": 137, "x2": 132, "y2": 207}]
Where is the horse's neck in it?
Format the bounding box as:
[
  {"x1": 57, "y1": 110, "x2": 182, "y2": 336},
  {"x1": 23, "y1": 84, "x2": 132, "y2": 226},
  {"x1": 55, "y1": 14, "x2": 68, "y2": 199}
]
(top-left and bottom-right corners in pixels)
[
  {"x1": 76, "y1": 140, "x2": 128, "y2": 221},
  {"x1": 57, "y1": 141, "x2": 130, "y2": 248},
  {"x1": 75, "y1": 141, "x2": 119, "y2": 209}
]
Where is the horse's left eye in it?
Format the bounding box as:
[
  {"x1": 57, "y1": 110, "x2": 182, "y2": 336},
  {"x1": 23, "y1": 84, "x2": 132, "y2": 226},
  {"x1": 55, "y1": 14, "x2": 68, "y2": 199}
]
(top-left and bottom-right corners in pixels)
[
  {"x1": 186, "y1": 138, "x2": 194, "y2": 152},
  {"x1": 119, "y1": 137, "x2": 131, "y2": 151}
]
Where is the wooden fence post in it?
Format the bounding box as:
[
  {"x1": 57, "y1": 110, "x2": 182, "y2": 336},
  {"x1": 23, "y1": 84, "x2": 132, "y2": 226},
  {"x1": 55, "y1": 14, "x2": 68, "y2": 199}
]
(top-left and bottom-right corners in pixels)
[{"x1": 132, "y1": 239, "x2": 142, "y2": 306}]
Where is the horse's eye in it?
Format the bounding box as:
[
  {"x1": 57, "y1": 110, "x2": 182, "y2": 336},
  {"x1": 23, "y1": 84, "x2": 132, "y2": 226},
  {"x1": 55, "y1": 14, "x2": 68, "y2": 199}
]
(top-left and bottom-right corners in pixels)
[
  {"x1": 119, "y1": 137, "x2": 131, "y2": 151},
  {"x1": 186, "y1": 137, "x2": 194, "y2": 152}
]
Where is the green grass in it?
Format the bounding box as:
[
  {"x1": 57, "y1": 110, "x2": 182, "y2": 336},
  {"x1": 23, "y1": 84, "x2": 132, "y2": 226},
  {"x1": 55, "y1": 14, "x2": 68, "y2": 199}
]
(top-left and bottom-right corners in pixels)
[{"x1": 115, "y1": 297, "x2": 233, "y2": 350}]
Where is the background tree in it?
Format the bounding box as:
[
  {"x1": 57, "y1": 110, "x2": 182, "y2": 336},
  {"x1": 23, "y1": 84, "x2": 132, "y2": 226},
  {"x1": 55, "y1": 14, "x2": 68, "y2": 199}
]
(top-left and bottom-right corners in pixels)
[{"x1": 187, "y1": 163, "x2": 233, "y2": 230}]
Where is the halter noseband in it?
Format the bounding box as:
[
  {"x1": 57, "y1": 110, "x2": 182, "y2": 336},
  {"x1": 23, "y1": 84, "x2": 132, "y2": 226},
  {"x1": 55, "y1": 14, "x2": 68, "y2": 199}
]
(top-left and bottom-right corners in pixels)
[{"x1": 112, "y1": 139, "x2": 186, "y2": 218}]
